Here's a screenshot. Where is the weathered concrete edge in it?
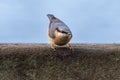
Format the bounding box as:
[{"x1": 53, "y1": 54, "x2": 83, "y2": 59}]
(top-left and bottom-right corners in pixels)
[
  {"x1": 0, "y1": 43, "x2": 120, "y2": 55},
  {"x1": 0, "y1": 44, "x2": 120, "y2": 80}
]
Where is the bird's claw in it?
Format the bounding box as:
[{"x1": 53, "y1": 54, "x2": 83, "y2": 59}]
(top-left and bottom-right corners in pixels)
[
  {"x1": 50, "y1": 43, "x2": 56, "y2": 51},
  {"x1": 66, "y1": 44, "x2": 72, "y2": 51}
]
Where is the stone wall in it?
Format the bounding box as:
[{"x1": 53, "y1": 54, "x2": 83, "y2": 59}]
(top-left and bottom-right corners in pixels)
[{"x1": 0, "y1": 44, "x2": 120, "y2": 80}]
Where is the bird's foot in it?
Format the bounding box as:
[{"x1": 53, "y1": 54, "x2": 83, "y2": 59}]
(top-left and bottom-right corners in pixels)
[
  {"x1": 50, "y1": 43, "x2": 56, "y2": 51},
  {"x1": 66, "y1": 44, "x2": 72, "y2": 51}
]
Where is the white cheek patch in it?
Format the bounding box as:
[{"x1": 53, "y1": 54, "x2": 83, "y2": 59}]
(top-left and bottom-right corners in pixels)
[
  {"x1": 57, "y1": 32, "x2": 67, "y2": 37},
  {"x1": 58, "y1": 32, "x2": 63, "y2": 36}
]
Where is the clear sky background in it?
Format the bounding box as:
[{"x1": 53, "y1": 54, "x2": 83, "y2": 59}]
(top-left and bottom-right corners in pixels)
[{"x1": 0, "y1": 0, "x2": 120, "y2": 43}]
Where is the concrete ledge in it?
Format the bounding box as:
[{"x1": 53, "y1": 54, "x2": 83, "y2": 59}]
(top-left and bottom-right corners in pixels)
[{"x1": 0, "y1": 44, "x2": 120, "y2": 80}]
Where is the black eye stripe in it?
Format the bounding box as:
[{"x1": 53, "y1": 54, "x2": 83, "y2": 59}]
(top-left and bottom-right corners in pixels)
[{"x1": 56, "y1": 28, "x2": 68, "y2": 34}]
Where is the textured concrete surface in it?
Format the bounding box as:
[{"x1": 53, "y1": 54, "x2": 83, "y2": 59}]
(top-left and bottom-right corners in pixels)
[{"x1": 0, "y1": 44, "x2": 120, "y2": 80}]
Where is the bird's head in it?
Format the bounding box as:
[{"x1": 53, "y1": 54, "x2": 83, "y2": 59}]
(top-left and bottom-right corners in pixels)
[
  {"x1": 55, "y1": 28, "x2": 72, "y2": 39},
  {"x1": 54, "y1": 28, "x2": 72, "y2": 45}
]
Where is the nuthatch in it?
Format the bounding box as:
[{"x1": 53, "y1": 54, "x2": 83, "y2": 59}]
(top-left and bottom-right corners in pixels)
[{"x1": 47, "y1": 14, "x2": 72, "y2": 51}]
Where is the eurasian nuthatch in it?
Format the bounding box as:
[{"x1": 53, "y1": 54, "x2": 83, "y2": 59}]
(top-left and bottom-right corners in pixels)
[{"x1": 47, "y1": 14, "x2": 72, "y2": 51}]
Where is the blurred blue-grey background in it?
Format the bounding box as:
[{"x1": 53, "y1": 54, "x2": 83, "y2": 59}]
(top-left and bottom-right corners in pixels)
[{"x1": 0, "y1": 0, "x2": 120, "y2": 43}]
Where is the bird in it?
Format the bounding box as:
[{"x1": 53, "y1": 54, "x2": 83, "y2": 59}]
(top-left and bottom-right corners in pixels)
[{"x1": 47, "y1": 14, "x2": 72, "y2": 51}]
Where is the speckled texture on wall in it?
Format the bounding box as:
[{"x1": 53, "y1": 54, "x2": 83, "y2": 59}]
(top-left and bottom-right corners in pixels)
[{"x1": 0, "y1": 44, "x2": 120, "y2": 80}]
